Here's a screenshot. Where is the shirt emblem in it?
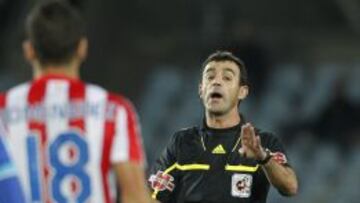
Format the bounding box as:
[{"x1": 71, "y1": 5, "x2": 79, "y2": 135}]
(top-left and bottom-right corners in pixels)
[{"x1": 212, "y1": 144, "x2": 226, "y2": 154}]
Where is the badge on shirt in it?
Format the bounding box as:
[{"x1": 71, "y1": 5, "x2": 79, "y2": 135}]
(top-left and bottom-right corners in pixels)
[
  {"x1": 149, "y1": 171, "x2": 175, "y2": 192},
  {"x1": 271, "y1": 151, "x2": 288, "y2": 165},
  {"x1": 231, "y1": 173, "x2": 253, "y2": 198}
]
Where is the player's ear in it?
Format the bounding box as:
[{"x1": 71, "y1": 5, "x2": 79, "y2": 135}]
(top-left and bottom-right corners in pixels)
[
  {"x1": 77, "y1": 37, "x2": 88, "y2": 62},
  {"x1": 238, "y1": 85, "x2": 249, "y2": 100},
  {"x1": 22, "y1": 40, "x2": 36, "y2": 63}
]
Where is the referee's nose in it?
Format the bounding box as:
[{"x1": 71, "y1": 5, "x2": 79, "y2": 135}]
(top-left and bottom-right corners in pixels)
[{"x1": 211, "y1": 74, "x2": 223, "y2": 87}]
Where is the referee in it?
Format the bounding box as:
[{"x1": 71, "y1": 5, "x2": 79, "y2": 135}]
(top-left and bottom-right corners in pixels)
[{"x1": 149, "y1": 51, "x2": 298, "y2": 203}]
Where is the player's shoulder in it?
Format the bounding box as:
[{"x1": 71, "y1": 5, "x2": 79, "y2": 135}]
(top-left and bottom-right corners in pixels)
[
  {"x1": 107, "y1": 92, "x2": 129, "y2": 104},
  {"x1": 84, "y1": 83, "x2": 130, "y2": 103},
  {"x1": 84, "y1": 82, "x2": 107, "y2": 93},
  {"x1": 107, "y1": 91, "x2": 136, "y2": 110},
  {"x1": 6, "y1": 82, "x2": 31, "y2": 94},
  {"x1": 0, "y1": 82, "x2": 31, "y2": 103},
  {"x1": 84, "y1": 82, "x2": 135, "y2": 107},
  {"x1": 82, "y1": 82, "x2": 109, "y2": 100}
]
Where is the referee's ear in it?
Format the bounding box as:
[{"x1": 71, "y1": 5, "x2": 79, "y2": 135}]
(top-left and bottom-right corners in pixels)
[{"x1": 238, "y1": 85, "x2": 249, "y2": 100}]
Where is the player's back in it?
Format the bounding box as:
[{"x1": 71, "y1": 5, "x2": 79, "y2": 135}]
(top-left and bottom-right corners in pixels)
[{"x1": 0, "y1": 75, "x2": 143, "y2": 203}]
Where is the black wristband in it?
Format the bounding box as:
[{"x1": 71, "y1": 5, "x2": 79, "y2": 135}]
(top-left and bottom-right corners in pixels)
[{"x1": 257, "y1": 148, "x2": 272, "y2": 165}]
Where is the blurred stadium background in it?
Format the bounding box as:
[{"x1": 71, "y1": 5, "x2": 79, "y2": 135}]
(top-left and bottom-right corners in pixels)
[{"x1": 1, "y1": 0, "x2": 360, "y2": 202}]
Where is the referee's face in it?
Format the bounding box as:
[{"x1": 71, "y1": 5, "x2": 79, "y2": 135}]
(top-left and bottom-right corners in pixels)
[{"x1": 200, "y1": 60, "x2": 247, "y2": 116}]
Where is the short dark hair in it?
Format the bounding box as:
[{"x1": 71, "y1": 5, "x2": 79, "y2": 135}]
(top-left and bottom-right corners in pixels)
[
  {"x1": 25, "y1": 0, "x2": 85, "y2": 66},
  {"x1": 201, "y1": 51, "x2": 248, "y2": 86}
]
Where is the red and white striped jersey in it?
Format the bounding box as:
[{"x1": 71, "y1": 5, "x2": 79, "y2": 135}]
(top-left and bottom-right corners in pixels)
[{"x1": 0, "y1": 74, "x2": 145, "y2": 203}]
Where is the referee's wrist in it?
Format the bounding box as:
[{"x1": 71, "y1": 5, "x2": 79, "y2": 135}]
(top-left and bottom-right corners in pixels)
[{"x1": 257, "y1": 148, "x2": 272, "y2": 165}]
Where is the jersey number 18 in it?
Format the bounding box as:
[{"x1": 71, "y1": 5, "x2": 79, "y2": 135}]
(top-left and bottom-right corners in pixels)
[{"x1": 27, "y1": 131, "x2": 91, "y2": 202}]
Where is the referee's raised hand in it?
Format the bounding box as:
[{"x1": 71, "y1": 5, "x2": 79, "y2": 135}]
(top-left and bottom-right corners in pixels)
[{"x1": 239, "y1": 123, "x2": 267, "y2": 162}]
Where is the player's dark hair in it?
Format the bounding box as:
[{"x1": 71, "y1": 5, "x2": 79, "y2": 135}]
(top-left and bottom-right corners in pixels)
[
  {"x1": 25, "y1": 0, "x2": 85, "y2": 66},
  {"x1": 201, "y1": 51, "x2": 248, "y2": 86}
]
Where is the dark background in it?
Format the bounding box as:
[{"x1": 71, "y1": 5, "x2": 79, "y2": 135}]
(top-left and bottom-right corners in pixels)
[{"x1": 1, "y1": 0, "x2": 360, "y2": 202}]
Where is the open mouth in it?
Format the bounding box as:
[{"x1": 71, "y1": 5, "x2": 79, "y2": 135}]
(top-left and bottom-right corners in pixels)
[{"x1": 209, "y1": 92, "x2": 223, "y2": 99}]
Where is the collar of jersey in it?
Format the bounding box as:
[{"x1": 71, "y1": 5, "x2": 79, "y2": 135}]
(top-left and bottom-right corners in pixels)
[
  {"x1": 34, "y1": 74, "x2": 81, "y2": 83},
  {"x1": 200, "y1": 113, "x2": 246, "y2": 133},
  {"x1": 198, "y1": 114, "x2": 245, "y2": 152}
]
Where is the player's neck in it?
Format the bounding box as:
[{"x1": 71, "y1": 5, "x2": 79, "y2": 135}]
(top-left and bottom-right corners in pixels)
[
  {"x1": 205, "y1": 107, "x2": 241, "y2": 129},
  {"x1": 33, "y1": 63, "x2": 80, "y2": 80}
]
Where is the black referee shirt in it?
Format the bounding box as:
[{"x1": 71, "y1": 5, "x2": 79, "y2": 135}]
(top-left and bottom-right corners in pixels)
[{"x1": 149, "y1": 119, "x2": 290, "y2": 203}]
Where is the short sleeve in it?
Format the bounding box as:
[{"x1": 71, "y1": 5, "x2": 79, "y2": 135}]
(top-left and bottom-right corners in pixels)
[
  {"x1": 148, "y1": 132, "x2": 181, "y2": 202},
  {"x1": 110, "y1": 97, "x2": 145, "y2": 164},
  {"x1": 263, "y1": 133, "x2": 291, "y2": 166}
]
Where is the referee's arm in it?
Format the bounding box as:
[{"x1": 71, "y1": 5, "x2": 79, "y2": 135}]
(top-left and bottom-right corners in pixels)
[
  {"x1": 239, "y1": 123, "x2": 298, "y2": 196},
  {"x1": 261, "y1": 157, "x2": 298, "y2": 196}
]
